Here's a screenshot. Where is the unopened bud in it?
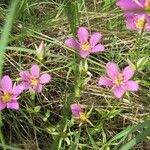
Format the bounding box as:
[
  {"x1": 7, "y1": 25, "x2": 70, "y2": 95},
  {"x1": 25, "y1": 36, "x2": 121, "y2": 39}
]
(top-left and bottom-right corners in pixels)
[{"x1": 35, "y1": 41, "x2": 47, "y2": 61}]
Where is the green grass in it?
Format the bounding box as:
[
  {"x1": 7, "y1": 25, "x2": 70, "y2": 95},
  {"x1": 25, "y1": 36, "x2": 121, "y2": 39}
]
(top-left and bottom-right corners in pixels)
[{"x1": 0, "y1": 0, "x2": 150, "y2": 149}]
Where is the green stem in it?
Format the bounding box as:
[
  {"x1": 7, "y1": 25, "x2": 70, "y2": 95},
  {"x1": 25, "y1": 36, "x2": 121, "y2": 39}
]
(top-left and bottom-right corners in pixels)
[
  {"x1": 135, "y1": 22, "x2": 145, "y2": 63},
  {"x1": 74, "y1": 58, "x2": 88, "y2": 99},
  {"x1": 51, "y1": 94, "x2": 73, "y2": 150},
  {"x1": 0, "y1": 112, "x2": 6, "y2": 150},
  {"x1": 51, "y1": 57, "x2": 88, "y2": 149},
  {"x1": 135, "y1": 26, "x2": 145, "y2": 72}
]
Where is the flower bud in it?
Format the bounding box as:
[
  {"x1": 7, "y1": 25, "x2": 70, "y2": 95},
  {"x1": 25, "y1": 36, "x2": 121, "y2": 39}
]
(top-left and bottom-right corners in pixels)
[{"x1": 35, "y1": 41, "x2": 47, "y2": 61}]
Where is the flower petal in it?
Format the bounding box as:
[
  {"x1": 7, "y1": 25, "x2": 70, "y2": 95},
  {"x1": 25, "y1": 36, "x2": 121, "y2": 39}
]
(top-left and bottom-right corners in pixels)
[
  {"x1": 7, "y1": 101, "x2": 19, "y2": 110},
  {"x1": 65, "y1": 38, "x2": 80, "y2": 49},
  {"x1": 40, "y1": 74, "x2": 51, "y2": 84},
  {"x1": 19, "y1": 71, "x2": 30, "y2": 81},
  {"x1": 125, "y1": 13, "x2": 150, "y2": 30},
  {"x1": 124, "y1": 80, "x2": 139, "y2": 91},
  {"x1": 98, "y1": 77, "x2": 113, "y2": 87},
  {"x1": 30, "y1": 65, "x2": 40, "y2": 78},
  {"x1": 77, "y1": 27, "x2": 89, "y2": 44},
  {"x1": 79, "y1": 50, "x2": 90, "y2": 58},
  {"x1": 117, "y1": 0, "x2": 143, "y2": 11},
  {"x1": 33, "y1": 84, "x2": 43, "y2": 93},
  {"x1": 71, "y1": 103, "x2": 83, "y2": 117},
  {"x1": 90, "y1": 44, "x2": 104, "y2": 53},
  {"x1": 90, "y1": 32, "x2": 102, "y2": 47},
  {"x1": 13, "y1": 84, "x2": 25, "y2": 96},
  {"x1": 113, "y1": 86, "x2": 125, "y2": 98},
  {"x1": 21, "y1": 82, "x2": 30, "y2": 90},
  {"x1": 125, "y1": 13, "x2": 136, "y2": 30},
  {"x1": 1, "y1": 75, "x2": 12, "y2": 92},
  {"x1": 106, "y1": 62, "x2": 119, "y2": 80},
  {"x1": 0, "y1": 101, "x2": 6, "y2": 110},
  {"x1": 122, "y1": 66, "x2": 135, "y2": 81}
]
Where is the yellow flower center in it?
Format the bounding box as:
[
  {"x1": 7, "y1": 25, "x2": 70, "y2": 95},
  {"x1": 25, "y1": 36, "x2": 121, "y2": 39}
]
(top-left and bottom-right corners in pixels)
[
  {"x1": 145, "y1": 0, "x2": 150, "y2": 13},
  {"x1": 114, "y1": 74, "x2": 123, "y2": 86},
  {"x1": 80, "y1": 112, "x2": 88, "y2": 121},
  {"x1": 135, "y1": 17, "x2": 146, "y2": 29},
  {"x1": 31, "y1": 77, "x2": 39, "y2": 86},
  {"x1": 1, "y1": 91, "x2": 12, "y2": 102},
  {"x1": 81, "y1": 41, "x2": 90, "y2": 51}
]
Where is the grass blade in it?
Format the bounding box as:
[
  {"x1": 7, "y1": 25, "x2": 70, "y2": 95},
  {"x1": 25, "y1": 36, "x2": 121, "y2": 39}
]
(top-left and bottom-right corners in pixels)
[
  {"x1": 119, "y1": 127, "x2": 150, "y2": 150},
  {"x1": 109, "y1": 120, "x2": 150, "y2": 142},
  {"x1": 0, "y1": 1, "x2": 19, "y2": 149},
  {"x1": 63, "y1": 0, "x2": 80, "y2": 36},
  {"x1": 0, "y1": 0, "x2": 19, "y2": 76},
  {"x1": 86, "y1": 127, "x2": 99, "y2": 150}
]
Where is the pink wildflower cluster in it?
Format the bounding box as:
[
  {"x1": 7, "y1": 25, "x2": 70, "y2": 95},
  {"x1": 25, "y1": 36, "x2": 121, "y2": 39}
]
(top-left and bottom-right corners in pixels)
[
  {"x1": 65, "y1": 27, "x2": 139, "y2": 99},
  {"x1": 1, "y1": 1, "x2": 143, "y2": 113},
  {"x1": 0, "y1": 64, "x2": 51, "y2": 110},
  {"x1": 117, "y1": 0, "x2": 150, "y2": 30}
]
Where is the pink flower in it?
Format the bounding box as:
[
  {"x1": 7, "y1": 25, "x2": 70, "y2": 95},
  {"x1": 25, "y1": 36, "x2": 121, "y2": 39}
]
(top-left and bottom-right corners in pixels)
[
  {"x1": 65, "y1": 27, "x2": 105, "y2": 58},
  {"x1": 117, "y1": 0, "x2": 150, "y2": 30},
  {"x1": 98, "y1": 62, "x2": 139, "y2": 98},
  {"x1": 71, "y1": 103, "x2": 83, "y2": 117},
  {"x1": 19, "y1": 64, "x2": 51, "y2": 92},
  {"x1": 125, "y1": 13, "x2": 150, "y2": 30},
  {"x1": 70, "y1": 103, "x2": 93, "y2": 126},
  {"x1": 0, "y1": 75, "x2": 24, "y2": 110},
  {"x1": 125, "y1": 13, "x2": 150, "y2": 31},
  {"x1": 117, "y1": 0, "x2": 150, "y2": 13}
]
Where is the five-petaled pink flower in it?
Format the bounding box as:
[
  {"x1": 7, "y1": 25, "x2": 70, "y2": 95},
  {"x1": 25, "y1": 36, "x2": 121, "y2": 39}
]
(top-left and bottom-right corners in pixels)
[
  {"x1": 0, "y1": 75, "x2": 24, "y2": 110},
  {"x1": 98, "y1": 62, "x2": 139, "y2": 98},
  {"x1": 124, "y1": 13, "x2": 150, "y2": 30},
  {"x1": 19, "y1": 64, "x2": 51, "y2": 92},
  {"x1": 117, "y1": 0, "x2": 150, "y2": 30},
  {"x1": 71, "y1": 103, "x2": 83, "y2": 117},
  {"x1": 65, "y1": 27, "x2": 105, "y2": 58}
]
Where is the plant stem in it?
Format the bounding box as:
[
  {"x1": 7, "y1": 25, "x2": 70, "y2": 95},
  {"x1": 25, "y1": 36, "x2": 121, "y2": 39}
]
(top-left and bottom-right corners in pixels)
[
  {"x1": 0, "y1": 112, "x2": 6, "y2": 150},
  {"x1": 134, "y1": 24, "x2": 145, "y2": 72},
  {"x1": 74, "y1": 58, "x2": 88, "y2": 99}
]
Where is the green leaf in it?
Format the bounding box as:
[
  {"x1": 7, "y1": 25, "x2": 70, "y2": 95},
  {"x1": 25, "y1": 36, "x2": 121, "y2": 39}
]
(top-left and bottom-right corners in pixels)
[
  {"x1": 0, "y1": 0, "x2": 19, "y2": 76},
  {"x1": 0, "y1": 144, "x2": 22, "y2": 150},
  {"x1": 7, "y1": 46, "x2": 35, "y2": 53},
  {"x1": 63, "y1": 0, "x2": 80, "y2": 35},
  {"x1": 95, "y1": 108, "x2": 122, "y2": 119},
  {"x1": 103, "y1": 0, "x2": 116, "y2": 8},
  {"x1": 119, "y1": 127, "x2": 150, "y2": 150},
  {"x1": 136, "y1": 56, "x2": 149, "y2": 71},
  {"x1": 70, "y1": 128, "x2": 81, "y2": 149},
  {"x1": 42, "y1": 110, "x2": 50, "y2": 122},
  {"x1": 34, "y1": 106, "x2": 41, "y2": 113},
  {"x1": 109, "y1": 120, "x2": 150, "y2": 143},
  {"x1": 127, "y1": 58, "x2": 136, "y2": 71},
  {"x1": 86, "y1": 127, "x2": 99, "y2": 150}
]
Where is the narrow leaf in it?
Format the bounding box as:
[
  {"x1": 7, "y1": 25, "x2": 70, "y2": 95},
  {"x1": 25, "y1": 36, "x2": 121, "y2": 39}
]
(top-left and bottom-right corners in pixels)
[
  {"x1": 0, "y1": 0, "x2": 19, "y2": 76},
  {"x1": 110, "y1": 120, "x2": 150, "y2": 142},
  {"x1": 120, "y1": 127, "x2": 150, "y2": 150},
  {"x1": 63, "y1": 0, "x2": 80, "y2": 36}
]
